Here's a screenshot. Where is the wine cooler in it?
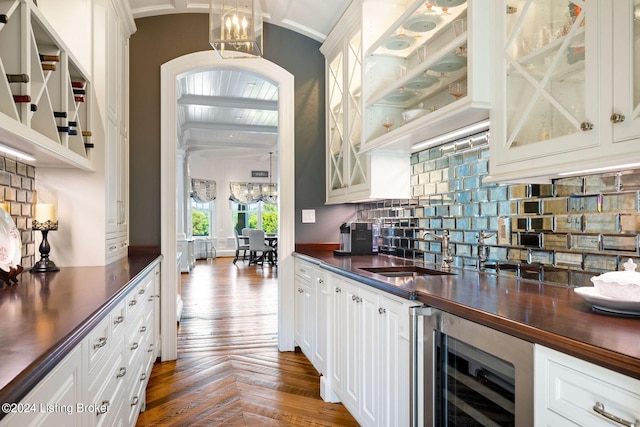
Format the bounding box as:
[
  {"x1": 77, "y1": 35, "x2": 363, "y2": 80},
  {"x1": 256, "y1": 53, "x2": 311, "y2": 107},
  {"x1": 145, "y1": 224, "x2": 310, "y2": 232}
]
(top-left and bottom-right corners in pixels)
[{"x1": 410, "y1": 308, "x2": 534, "y2": 426}]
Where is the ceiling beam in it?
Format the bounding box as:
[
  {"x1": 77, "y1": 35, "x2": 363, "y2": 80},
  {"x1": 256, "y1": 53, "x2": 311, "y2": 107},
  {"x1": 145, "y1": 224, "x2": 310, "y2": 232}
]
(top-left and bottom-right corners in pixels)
[
  {"x1": 178, "y1": 94, "x2": 278, "y2": 111},
  {"x1": 181, "y1": 121, "x2": 278, "y2": 134}
]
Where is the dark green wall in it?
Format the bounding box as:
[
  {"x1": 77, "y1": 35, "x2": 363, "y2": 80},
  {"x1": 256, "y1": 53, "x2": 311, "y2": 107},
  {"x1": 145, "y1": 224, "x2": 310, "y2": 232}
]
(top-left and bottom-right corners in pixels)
[{"x1": 129, "y1": 14, "x2": 354, "y2": 247}]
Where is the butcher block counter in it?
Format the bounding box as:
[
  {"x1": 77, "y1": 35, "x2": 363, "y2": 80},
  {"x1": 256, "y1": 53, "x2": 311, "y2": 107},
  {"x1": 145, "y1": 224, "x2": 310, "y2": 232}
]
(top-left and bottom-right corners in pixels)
[
  {"x1": 0, "y1": 254, "x2": 162, "y2": 406},
  {"x1": 294, "y1": 249, "x2": 640, "y2": 381}
]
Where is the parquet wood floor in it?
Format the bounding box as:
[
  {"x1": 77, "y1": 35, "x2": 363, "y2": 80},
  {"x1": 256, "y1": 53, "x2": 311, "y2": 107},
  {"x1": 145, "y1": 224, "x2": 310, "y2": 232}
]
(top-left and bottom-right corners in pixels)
[{"x1": 135, "y1": 258, "x2": 359, "y2": 426}]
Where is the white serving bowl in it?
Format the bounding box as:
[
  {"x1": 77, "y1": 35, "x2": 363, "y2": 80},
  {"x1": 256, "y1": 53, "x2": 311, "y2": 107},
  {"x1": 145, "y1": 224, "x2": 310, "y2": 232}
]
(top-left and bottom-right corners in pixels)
[{"x1": 590, "y1": 258, "x2": 640, "y2": 301}]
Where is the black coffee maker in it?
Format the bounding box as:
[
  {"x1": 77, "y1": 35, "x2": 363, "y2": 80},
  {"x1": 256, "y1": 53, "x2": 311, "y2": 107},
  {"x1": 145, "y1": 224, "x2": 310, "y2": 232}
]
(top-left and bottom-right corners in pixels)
[{"x1": 334, "y1": 222, "x2": 374, "y2": 256}]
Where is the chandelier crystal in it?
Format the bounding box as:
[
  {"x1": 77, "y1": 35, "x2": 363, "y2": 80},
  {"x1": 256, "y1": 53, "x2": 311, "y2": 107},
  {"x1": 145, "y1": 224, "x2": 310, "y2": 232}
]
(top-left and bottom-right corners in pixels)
[{"x1": 209, "y1": 0, "x2": 263, "y2": 59}]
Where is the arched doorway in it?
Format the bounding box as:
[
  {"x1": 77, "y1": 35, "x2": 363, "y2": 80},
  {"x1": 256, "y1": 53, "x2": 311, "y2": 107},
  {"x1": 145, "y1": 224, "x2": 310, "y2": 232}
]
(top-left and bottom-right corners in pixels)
[{"x1": 160, "y1": 51, "x2": 295, "y2": 360}]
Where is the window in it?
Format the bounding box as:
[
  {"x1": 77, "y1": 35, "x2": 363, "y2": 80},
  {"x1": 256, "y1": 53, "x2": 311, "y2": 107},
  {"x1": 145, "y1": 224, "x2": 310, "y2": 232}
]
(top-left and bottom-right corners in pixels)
[
  {"x1": 232, "y1": 201, "x2": 278, "y2": 234},
  {"x1": 192, "y1": 200, "x2": 212, "y2": 236}
]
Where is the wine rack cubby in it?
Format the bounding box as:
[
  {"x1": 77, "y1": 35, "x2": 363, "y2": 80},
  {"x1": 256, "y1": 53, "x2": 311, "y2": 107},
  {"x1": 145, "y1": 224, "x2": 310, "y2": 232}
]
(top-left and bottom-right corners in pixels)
[{"x1": 0, "y1": 0, "x2": 92, "y2": 171}]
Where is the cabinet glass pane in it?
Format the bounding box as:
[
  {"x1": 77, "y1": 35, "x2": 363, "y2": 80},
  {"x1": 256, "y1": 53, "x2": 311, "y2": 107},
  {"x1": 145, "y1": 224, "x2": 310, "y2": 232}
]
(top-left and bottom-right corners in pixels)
[
  {"x1": 347, "y1": 30, "x2": 365, "y2": 187},
  {"x1": 505, "y1": 0, "x2": 586, "y2": 147},
  {"x1": 329, "y1": 52, "x2": 344, "y2": 191}
]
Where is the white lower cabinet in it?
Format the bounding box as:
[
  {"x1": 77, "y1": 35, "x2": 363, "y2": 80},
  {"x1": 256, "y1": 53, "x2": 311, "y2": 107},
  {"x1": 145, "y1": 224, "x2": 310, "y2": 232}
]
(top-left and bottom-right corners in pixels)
[
  {"x1": 534, "y1": 344, "x2": 640, "y2": 427},
  {"x1": 327, "y1": 272, "x2": 414, "y2": 427},
  {"x1": 1, "y1": 345, "x2": 84, "y2": 427},
  {"x1": 0, "y1": 262, "x2": 160, "y2": 427}
]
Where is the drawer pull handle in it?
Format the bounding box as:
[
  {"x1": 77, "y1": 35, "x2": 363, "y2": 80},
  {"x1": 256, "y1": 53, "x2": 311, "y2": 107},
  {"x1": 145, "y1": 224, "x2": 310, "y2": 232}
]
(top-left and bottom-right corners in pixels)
[
  {"x1": 138, "y1": 289, "x2": 145, "y2": 295},
  {"x1": 140, "y1": 326, "x2": 147, "y2": 333},
  {"x1": 96, "y1": 400, "x2": 110, "y2": 416},
  {"x1": 131, "y1": 396, "x2": 139, "y2": 406},
  {"x1": 148, "y1": 343, "x2": 155, "y2": 352},
  {"x1": 140, "y1": 373, "x2": 147, "y2": 381},
  {"x1": 148, "y1": 297, "x2": 154, "y2": 302},
  {"x1": 116, "y1": 367, "x2": 127, "y2": 378},
  {"x1": 335, "y1": 287, "x2": 341, "y2": 293},
  {"x1": 94, "y1": 337, "x2": 107, "y2": 350},
  {"x1": 131, "y1": 342, "x2": 139, "y2": 351},
  {"x1": 129, "y1": 299, "x2": 137, "y2": 307},
  {"x1": 378, "y1": 307, "x2": 386, "y2": 314},
  {"x1": 593, "y1": 402, "x2": 638, "y2": 427},
  {"x1": 114, "y1": 315, "x2": 124, "y2": 325}
]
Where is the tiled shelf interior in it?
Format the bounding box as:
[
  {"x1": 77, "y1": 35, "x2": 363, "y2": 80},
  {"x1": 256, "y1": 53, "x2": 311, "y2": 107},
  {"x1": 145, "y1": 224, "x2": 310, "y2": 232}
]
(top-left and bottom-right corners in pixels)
[{"x1": 357, "y1": 133, "x2": 640, "y2": 287}]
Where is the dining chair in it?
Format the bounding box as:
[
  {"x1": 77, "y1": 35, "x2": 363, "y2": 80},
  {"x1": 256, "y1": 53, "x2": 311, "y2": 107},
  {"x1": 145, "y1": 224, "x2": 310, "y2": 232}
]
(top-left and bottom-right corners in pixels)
[
  {"x1": 233, "y1": 229, "x2": 249, "y2": 264},
  {"x1": 247, "y1": 229, "x2": 275, "y2": 266}
]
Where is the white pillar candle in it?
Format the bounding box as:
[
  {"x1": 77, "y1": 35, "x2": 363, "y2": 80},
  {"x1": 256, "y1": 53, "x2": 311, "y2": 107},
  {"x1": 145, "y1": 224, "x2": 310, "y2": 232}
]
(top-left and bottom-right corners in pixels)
[{"x1": 35, "y1": 203, "x2": 57, "y2": 223}]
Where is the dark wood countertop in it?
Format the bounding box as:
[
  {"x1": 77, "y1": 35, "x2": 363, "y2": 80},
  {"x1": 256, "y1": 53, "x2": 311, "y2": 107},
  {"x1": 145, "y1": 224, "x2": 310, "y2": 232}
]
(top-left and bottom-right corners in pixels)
[
  {"x1": 294, "y1": 249, "x2": 640, "y2": 381},
  {"x1": 0, "y1": 254, "x2": 162, "y2": 405}
]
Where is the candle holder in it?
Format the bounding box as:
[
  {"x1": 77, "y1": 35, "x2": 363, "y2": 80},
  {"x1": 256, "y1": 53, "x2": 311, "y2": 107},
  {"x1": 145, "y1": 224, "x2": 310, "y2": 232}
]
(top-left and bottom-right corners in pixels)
[
  {"x1": 32, "y1": 219, "x2": 59, "y2": 273},
  {"x1": 31, "y1": 189, "x2": 60, "y2": 273}
]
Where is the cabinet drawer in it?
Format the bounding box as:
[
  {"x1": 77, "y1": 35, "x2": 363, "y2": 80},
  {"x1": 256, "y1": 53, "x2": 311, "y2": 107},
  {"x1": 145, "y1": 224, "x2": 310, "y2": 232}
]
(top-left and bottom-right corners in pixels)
[
  {"x1": 295, "y1": 259, "x2": 313, "y2": 280},
  {"x1": 86, "y1": 314, "x2": 111, "y2": 374},
  {"x1": 88, "y1": 335, "x2": 126, "y2": 420},
  {"x1": 535, "y1": 345, "x2": 640, "y2": 427}
]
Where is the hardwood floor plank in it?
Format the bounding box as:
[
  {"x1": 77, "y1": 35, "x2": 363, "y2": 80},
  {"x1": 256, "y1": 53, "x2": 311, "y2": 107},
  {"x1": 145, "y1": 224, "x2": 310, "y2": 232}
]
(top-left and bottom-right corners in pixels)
[{"x1": 136, "y1": 258, "x2": 358, "y2": 426}]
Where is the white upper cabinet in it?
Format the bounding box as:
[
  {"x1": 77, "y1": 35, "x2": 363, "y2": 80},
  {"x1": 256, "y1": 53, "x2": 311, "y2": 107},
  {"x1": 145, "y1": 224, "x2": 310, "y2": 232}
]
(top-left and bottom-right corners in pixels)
[
  {"x1": 489, "y1": 0, "x2": 640, "y2": 182},
  {"x1": 0, "y1": 0, "x2": 92, "y2": 170},
  {"x1": 322, "y1": 1, "x2": 412, "y2": 204},
  {"x1": 360, "y1": 0, "x2": 494, "y2": 153}
]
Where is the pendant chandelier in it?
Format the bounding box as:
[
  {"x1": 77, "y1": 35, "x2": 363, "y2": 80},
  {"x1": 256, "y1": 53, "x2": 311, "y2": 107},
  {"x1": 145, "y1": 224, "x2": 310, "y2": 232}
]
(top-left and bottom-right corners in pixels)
[{"x1": 209, "y1": 0, "x2": 263, "y2": 59}]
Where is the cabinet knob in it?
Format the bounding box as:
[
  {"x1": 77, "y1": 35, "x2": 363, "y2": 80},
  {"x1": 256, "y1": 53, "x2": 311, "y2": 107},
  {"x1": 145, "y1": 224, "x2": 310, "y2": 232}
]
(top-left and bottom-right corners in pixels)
[
  {"x1": 318, "y1": 279, "x2": 324, "y2": 284},
  {"x1": 298, "y1": 288, "x2": 304, "y2": 293},
  {"x1": 580, "y1": 122, "x2": 594, "y2": 131},
  {"x1": 378, "y1": 307, "x2": 386, "y2": 314},
  {"x1": 610, "y1": 113, "x2": 626, "y2": 124},
  {"x1": 335, "y1": 287, "x2": 342, "y2": 293}
]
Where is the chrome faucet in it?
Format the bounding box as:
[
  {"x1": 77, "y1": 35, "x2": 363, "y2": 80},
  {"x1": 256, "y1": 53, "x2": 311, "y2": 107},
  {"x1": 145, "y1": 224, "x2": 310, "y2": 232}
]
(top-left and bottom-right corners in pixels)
[
  {"x1": 423, "y1": 230, "x2": 452, "y2": 270},
  {"x1": 477, "y1": 230, "x2": 496, "y2": 267}
]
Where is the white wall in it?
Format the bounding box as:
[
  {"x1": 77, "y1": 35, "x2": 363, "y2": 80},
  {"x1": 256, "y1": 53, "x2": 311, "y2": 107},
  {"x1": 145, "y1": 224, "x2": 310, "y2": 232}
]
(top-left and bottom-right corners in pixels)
[{"x1": 189, "y1": 153, "x2": 277, "y2": 256}]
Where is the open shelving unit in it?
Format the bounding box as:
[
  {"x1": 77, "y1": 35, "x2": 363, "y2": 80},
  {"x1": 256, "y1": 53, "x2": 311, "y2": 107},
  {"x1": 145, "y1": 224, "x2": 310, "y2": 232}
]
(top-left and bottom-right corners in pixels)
[{"x1": 0, "y1": 0, "x2": 92, "y2": 171}]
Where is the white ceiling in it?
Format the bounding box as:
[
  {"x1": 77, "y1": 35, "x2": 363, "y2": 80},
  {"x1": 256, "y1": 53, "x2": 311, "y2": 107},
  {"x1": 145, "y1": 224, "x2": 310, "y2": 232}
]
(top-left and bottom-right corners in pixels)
[
  {"x1": 128, "y1": 0, "x2": 348, "y2": 43},
  {"x1": 128, "y1": 0, "x2": 347, "y2": 159}
]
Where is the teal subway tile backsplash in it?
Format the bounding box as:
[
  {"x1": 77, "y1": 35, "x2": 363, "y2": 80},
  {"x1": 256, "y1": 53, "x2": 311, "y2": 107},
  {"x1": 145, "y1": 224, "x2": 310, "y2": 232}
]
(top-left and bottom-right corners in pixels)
[{"x1": 357, "y1": 133, "x2": 640, "y2": 287}]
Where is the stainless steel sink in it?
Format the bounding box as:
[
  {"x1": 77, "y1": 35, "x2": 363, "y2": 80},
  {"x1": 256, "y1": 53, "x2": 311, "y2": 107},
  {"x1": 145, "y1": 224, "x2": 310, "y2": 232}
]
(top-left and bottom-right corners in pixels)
[{"x1": 359, "y1": 265, "x2": 454, "y2": 277}]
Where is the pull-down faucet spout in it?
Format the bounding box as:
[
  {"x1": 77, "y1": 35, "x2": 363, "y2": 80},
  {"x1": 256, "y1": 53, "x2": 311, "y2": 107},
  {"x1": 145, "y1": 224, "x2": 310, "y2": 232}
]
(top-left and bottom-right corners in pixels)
[{"x1": 477, "y1": 230, "x2": 496, "y2": 268}]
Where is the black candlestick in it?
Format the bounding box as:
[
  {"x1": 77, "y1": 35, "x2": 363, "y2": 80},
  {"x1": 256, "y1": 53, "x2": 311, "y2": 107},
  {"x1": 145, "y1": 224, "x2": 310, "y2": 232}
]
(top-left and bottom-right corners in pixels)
[{"x1": 31, "y1": 229, "x2": 59, "y2": 273}]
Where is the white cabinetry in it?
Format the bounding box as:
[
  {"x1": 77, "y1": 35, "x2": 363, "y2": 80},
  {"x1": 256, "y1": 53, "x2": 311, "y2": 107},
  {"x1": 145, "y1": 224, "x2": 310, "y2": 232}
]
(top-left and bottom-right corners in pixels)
[
  {"x1": 321, "y1": 2, "x2": 410, "y2": 205},
  {"x1": 294, "y1": 258, "x2": 329, "y2": 376},
  {"x1": 535, "y1": 344, "x2": 640, "y2": 427},
  {"x1": 327, "y1": 272, "x2": 414, "y2": 427},
  {"x1": 0, "y1": 262, "x2": 160, "y2": 427},
  {"x1": 294, "y1": 259, "x2": 313, "y2": 358},
  {"x1": 489, "y1": 0, "x2": 640, "y2": 182},
  {"x1": 360, "y1": 0, "x2": 494, "y2": 153},
  {"x1": 0, "y1": 0, "x2": 92, "y2": 169},
  {"x1": 103, "y1": 0, "x2": 131, "y2": 263},
  {"x1": 1, "y1": 346, "x2": 84, "y2": 427}
]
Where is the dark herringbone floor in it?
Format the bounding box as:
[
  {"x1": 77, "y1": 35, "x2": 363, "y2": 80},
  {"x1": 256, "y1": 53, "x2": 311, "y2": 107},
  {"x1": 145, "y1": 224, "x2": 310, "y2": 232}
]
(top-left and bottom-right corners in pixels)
[{"x1": 135, "y1": 258, "x2": 358, "y2": 426}]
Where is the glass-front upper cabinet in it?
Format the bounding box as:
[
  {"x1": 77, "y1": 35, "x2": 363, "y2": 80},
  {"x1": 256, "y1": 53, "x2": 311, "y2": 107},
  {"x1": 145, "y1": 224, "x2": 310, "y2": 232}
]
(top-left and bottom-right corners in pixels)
[
  {"x1": 490, "y1": 1, "x2": 640, "y2": 182},
  {"x1": 325, "y1": 15, "x2": 368, "y2": 202},
  {"x1": 490, "y1": 0, "x2": 602, "y2": 181},
  {"x1": 612, "y1": 0, "x2": 640, "y2": 143},
  {"x1": 360, "y1": 0, "x2": 494, "y2": 152}
]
